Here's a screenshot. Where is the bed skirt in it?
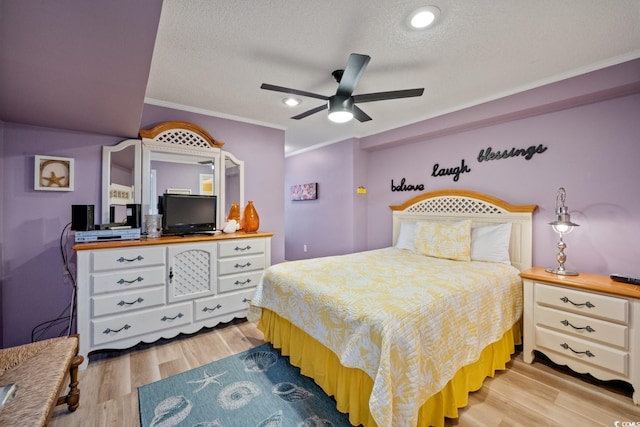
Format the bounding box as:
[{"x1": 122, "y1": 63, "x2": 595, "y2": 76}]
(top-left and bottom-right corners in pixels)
[{"x1": 257, "y1": 308, "x2": 521, "y2": 427}]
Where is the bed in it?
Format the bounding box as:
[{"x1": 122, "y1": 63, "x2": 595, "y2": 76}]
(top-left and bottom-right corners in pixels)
[{"x1": 250, "y1": 189, "x2": 537, "y2": 427}]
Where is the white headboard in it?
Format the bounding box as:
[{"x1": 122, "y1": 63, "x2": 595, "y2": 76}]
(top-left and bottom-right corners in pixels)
[{"x1": 390, "y1": 189, "x2": 537, "y2": 271}]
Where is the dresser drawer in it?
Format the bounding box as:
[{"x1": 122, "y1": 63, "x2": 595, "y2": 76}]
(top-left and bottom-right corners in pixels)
[
  {"x1": 218, "y1": 271, "x2": 263, "y2": 293},
  {"x1": 218, "y1": 239, "x2": 265, "y2": 258},
  {"x1": 535, "y1": 305, "x2": 628, "y2": 349},
  {"x1": 536, "y1": 327, "x2": 628, "y2": 376},
  {"x1": 91, "y1": 246, "x2": 165, "y2": 272},
  {"x1": 92, "y1": 303, "x2": 192, "y2": 346},
  {"x1": 194, "y1": 289, "x2": 254, "y2": 322},
  {"x1": 91, "y1": 266, "x2": 165, "y2": 295},
  {"x1": 218, "y1": 254, "x2": 265, "y2": 275},
  {"x1": 535, "y1": 282, "x2": 628, "y2": 323},
  {"x1": 91, "y1": 287, "x2": 165, "y2": 317}
]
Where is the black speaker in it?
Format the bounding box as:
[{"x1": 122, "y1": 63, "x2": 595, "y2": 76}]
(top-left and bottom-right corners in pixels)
[
  {"x1": 71, "y1": 205, "x2": 95, "y2": 231},
  {"x1": 126, "y1": 204, "x2": 141, "y2": 228}
]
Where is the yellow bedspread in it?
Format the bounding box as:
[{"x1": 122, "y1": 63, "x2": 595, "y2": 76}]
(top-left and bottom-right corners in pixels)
[{"x1": 250, "y1": 247, "x2": 522, "y2": 427}]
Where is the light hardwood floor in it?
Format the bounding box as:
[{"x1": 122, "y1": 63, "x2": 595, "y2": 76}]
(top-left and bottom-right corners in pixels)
[{"x1": 50, "y1": 319, "x2": 640, "y2": 427}]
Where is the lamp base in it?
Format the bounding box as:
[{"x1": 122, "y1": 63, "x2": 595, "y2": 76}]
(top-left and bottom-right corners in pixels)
[{"x1": 545, "y1": 267, "x2": 579, "y2": 276}]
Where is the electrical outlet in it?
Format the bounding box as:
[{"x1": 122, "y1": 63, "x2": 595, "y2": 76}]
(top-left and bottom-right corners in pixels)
[{"x1": 303, "y1": 244, "x2": 307, "y2": 252}]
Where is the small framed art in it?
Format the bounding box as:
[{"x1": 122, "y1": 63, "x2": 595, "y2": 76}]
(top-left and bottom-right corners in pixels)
[
  {"x1": 290, "y1": 182, "x2": 318, "y2": 201},
  {"x1": 199, "y1": 173, "x2": 214, "y2": 195},
  {"x1": 34, "y1": 155, "x2": 74, "y2": 191}
]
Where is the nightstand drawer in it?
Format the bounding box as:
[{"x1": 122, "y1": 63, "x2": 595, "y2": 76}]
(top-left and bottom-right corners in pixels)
[
  {"x1": 535, "y1": 305, "x2": 628, "y2": 349},
  {"x1": 536, "y1": 328, "x2": 628, "y2": 376},
  {"x1": 535, "y1": 282, "x2": 628, "y2": 323}
]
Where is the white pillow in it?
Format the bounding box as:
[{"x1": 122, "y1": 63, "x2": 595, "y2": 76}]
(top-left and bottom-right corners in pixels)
[
  {"x1": 395, "y1": 222, "x2": 416, "y2": 251},
  {"x1": 470, "y1": 223, "x2": 512, "y2": 264}
]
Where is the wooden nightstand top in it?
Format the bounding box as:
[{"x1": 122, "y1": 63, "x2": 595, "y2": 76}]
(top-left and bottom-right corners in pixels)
[{"x1": 520, "y1": 266, "x2": 640, "y2": 300}]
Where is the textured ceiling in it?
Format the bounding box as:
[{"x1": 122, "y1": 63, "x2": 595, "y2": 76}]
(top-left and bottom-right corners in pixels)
[{"x1": 145, "y1": 0, "x2": 640, "y2": 154}]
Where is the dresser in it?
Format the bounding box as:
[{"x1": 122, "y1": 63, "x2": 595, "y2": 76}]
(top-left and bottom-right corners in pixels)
[
  {"x1": 521, "y1": 267, "x2": 640, "y2": 404},
  {"x1": 74, "y1": 232, "x2": 272, "y2": 369}
]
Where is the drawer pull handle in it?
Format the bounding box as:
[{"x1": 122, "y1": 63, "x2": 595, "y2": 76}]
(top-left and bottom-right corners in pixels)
[
  {"x1": 117, "y1": 276, "x2": 144, "y2": 285},
  {"x1": 243, "y1": 298, "x2": 251, "y2": 303},
  {"x1": 202, "y1": 304, "x2": 222, "y2": 312},
  {"x1": 161, "y1": 313, "x2": 184, "y2": 322},
  {"x1": 234, "y1": 279, "x2": 252, "y2": 286},
  {"x1": 116, "y1": 255, "x2": 144, "y2": 263},
  {"x1": 560, "y1": 320, "x2": 595, "y2": 333},
  {"x1": 234, "y1": 262, "x2": 252, "y2": 269},
  {"x1": 560, "y1": 296, "x2": 595, "y2": 308},
  {"x1": 234, "y1": 245, "x2": 252, "y2": 252},
  {"x1": 103, "y1": 324, "x2": 131, "y2": 334},
  {"x1": 560, "y1": 343, "x2": 595, "y2": 357},
  {"x1": 117, "y1": 297, "x2": 144, "y2": 306}
]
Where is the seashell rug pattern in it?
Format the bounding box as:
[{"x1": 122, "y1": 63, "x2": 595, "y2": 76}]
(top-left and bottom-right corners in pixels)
[{"x1": 138, "y1": 343, "x2": 355, "y2": 427}]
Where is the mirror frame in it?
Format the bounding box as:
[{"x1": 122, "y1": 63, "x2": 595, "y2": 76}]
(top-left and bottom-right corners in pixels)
[
  {"x1": 220, "y1": 150, "x2": 245, "y2": 223},
  {"x1": 139, "y1": 121, "x2": 226, "y2": 231},
  {"x1": 101, "y1": 139, "x2": 142, "y2": 223}
]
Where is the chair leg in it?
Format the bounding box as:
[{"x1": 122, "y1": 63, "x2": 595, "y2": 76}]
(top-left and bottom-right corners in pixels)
[{"x1": 56, "y1": 354, "x2": 84, "y2": 412}]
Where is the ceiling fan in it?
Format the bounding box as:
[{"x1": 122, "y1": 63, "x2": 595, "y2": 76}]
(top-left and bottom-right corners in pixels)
[{"x1": 260, "y1": 53, "x2": 424, "y2": 123}]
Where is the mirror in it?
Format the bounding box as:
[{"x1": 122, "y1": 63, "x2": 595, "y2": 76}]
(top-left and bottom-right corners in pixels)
[
  {"x1": 103, "y1": 122, "x2": 244, "y2": 234},
  {"x1": 101, "y1": 139, "x2": 141, "y2": 224},
  {"x1": 221, "y1": 151, "x2": 244, "y2": 222}
]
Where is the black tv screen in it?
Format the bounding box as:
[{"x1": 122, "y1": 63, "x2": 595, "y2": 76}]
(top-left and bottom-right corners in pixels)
[{"x1": 159, "y1": 194, "x2": 217, "y2": 235}]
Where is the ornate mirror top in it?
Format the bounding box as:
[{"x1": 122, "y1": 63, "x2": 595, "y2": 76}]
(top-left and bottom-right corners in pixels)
[{"x1": 139, "y1": 121, "x2": 225, "y2": 151}]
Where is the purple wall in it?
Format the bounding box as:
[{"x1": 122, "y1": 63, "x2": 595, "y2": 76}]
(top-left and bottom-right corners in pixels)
[
  {"x1": 285, "y1": 139, "x2": 367, "y2": 260},
  {"x1": 1, "y1": 124, "x2": 118, "y2": 348},
  {"x1": 285, "y1": 61, "x2": 640, "y2": 278},
  {"x1": 0, "y1": 107, "x2": 285, "y2": 348}
]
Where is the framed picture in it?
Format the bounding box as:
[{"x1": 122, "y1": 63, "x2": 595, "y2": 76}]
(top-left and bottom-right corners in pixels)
[
  {"x1": 199, "y1": 173, "x2": 214, "y2": 195},
  {"x1": 290, "y1": 182, "x2": 318, "y2": 201},
  {"x1": 34, "y1": 155, "x2": 74, "y2": 191}
]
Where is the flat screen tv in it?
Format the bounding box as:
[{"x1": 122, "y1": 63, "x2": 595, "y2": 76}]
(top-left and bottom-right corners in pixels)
[{"x1": 159, "y1": 194, "x2": 217, "y2": 235}]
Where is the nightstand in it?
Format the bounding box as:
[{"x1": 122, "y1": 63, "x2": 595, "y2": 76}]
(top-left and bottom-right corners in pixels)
[{"x1": 521, "y1": 267, "x2": 640, "y2": 404}]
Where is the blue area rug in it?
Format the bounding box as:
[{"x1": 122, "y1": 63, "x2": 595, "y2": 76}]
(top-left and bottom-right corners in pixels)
[{"x1": 138, "y1": 343, "x2": 354, "y2": 427}]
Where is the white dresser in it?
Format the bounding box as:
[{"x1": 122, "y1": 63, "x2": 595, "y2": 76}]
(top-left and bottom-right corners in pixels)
[
  {"x1": 74, "y1": 232, "x2": 272, "y2": 369},
  {"x1": 521, "y1": 267, "x2": 640, "y2": 404}
]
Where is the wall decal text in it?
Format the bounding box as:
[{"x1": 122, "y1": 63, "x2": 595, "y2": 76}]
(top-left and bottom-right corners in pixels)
[
  {"x1": 477, "y1": 144, "x2": 548, "y2": 162},
  {"x1": 391, "y1": 178, "x2": 425, "y2": 192},
  {"x1": 431, "y1": 159, "x2": 471, "y2": 182}
]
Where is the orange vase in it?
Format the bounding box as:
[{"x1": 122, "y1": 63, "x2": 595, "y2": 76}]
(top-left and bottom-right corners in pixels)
[
  {"x1": 227, "y1": 201, "x2": 240, "y2": 223},
  {"x1": 242, "y1": 201, "x2": 260, "y2": 233}
]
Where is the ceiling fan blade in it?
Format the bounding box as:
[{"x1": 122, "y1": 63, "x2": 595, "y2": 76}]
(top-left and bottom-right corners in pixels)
[
  {"x1": 291, "y1": 104, "x2": 328, "y2": 120},
  {"x1": 353, "y1": 105, "x2": 372, "y2": 122},
  {"x1": 260, "y1": 83, "x2": 329, "y2": 101},
  {"x1": 353, "y1": 88, "x2": 424, "y2": 103},
  {"x1": 336, "y1": 53, "x2": 371, "y2": 97}
]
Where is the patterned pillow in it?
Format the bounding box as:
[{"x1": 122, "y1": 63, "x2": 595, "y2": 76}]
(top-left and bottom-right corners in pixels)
[{"x1": 415, "y1": 220, "x2": 472, "y2": 261}]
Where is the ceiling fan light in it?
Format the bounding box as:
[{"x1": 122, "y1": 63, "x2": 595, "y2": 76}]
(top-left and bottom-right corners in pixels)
[
  {"x1": 328, "y1": 110, "x2": 353, "y2": 123},
  {"x1": 328, "y1": 96, "x2": 354, "y2": 123},
  {"x1": 408, "y1": 6, "x2": 440, "y2": 29}
]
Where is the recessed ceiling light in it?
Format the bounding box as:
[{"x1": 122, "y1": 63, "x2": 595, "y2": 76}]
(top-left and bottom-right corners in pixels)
[
  {"x1": 282, "y1": 97, "x2": 301, "y2": 107},
  {"x1": 408, "y1": 6, "x2": 440, "y2": 29}
]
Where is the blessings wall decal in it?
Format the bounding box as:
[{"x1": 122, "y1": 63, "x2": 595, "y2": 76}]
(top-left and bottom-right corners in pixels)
[{"x1": 390, "y1": 144, "x2": 548, "y2": 191}]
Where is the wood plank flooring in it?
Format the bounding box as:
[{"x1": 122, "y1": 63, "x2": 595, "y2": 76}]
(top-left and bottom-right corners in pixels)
[{"x1": 49, "y1": 319, "x2": 640, "y2": 427}]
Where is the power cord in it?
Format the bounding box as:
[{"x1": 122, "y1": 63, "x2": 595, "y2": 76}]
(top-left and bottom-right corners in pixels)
[{"x1": 31, "y1": 222, "x2": 78, "y2": 341}]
